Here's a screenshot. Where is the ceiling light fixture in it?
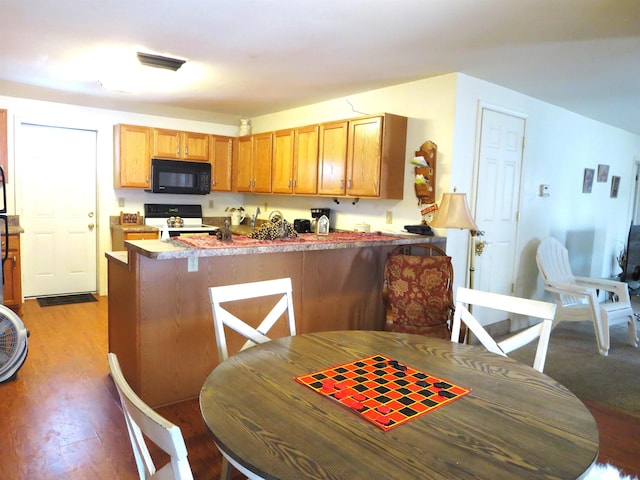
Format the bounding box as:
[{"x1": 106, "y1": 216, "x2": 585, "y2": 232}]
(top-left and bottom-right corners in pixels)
[{"x1": 136, "y1": 52, "x2": 186, "y2": 71}]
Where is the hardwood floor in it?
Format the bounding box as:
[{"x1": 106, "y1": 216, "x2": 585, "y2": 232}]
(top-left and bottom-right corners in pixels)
[{"x1": 1, "y1": 297, "x2": 639, "y2": 479}]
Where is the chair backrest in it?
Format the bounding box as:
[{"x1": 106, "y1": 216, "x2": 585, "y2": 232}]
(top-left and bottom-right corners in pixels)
[
  {"x1": 107, "y1": 353, "x2": 193, "y2": 480},
  {"x1": 209, "y1": 277, "x2": 296, "y2": 361},
  {"x1": 451, "y1": 287, "x2": 556, "y2": 372},
  {"x1": 536, "y1": 237, "x2": 585, "y2": 305},
  {"x1": 383, "y1": 244, "x2": 454, "y2": 339}
]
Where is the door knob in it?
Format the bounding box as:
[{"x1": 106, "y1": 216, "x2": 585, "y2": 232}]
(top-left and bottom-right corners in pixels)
[{"x1": 88, "y1": 223, "x2": 95, "y2": 231}]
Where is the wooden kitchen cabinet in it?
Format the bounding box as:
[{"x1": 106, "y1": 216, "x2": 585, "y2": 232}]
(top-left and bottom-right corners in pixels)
[
  {"x1": 111, "y1": 228, "x2": 159, "y2": 251},
  {"x1": 272, "y1": 125, "x2": 319, "y2": 195},
  {"x1": 152, "y1": 129, "x2": 209, "y2": 161},
  {"x1": 114, "y1": 124, "x2": 152, "y2": 189},
  {"x1": 318, "y1": 114, "x2": 407, "y2": 199},
  {"x1": 2, "y1": 235, "x2": 22, "y2": 313},
  {"x1": 210, "y1": 135, "x2": 233, "y2": 191},
  {"x1": 271, "y1": 129, "x2": 295, "y2": 194},
  {"x1": 318, "y1": 120, "x2": 349, "y2": 195},
  {"x1": 233, "y1": 133, "x2": 272, "y2": 193}
]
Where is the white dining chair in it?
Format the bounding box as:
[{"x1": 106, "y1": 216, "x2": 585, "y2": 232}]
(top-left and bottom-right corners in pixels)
[
  {"x1": 107, "y1": 352, "x2": 194, "y2": 480},
  {"x1": 536, "y1": 236, "x2": 638, "y2": 356},
  {"x1": 451, "y1": 287, "x2": 556, "y2": 373},
  {"x1": 209, "y1": 277, "x2": 297, "y2": 361}
]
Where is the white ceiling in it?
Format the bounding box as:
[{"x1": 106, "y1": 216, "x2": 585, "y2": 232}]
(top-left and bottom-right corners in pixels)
[{"x1": 1, "y1": 0, "x2": 639, "y2": 133}]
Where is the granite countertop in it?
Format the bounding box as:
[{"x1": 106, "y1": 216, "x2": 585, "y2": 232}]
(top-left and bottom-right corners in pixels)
[
  {"x1": 7, "y1": 216, "x2": 23, "y2": 235},
  {"x1": 111, "y1": 231, "x2": 443, "y2": 261}
]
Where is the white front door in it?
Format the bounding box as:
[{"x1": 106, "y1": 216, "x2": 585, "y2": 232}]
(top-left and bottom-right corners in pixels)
[
  {"x1": 472, "y1": 108, "x2": 525, "y2": 324},
  {"x1": 18, "y1": 123, "x2": 97, "y2": 297}
]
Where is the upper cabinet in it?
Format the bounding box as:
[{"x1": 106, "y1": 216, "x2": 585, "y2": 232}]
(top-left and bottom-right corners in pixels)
[
  {"x1": 152, "y1": 128, "x2": 209, "y2": 161},
  {"x1": 114, "y1": 124, "x2": 152, "y2": 189},
  {"x1": 318, "y1": 120, "x2": 349, "y2": 196},
  {"x1": 234, "y1": 133, "x2": 272, "y2": 193},
  {"x1": 112, "y1": 112, "x2": 406, "y2": 198},
  {"x1": 210, "y1": 135, "x2": 233, "y2": 192},
  {"x1": 293, "y1": 125, "x2": 319, "y2": 195},
  {"x1": 272, "y1": 125, "x2": 319, "y2": 195},
  {"x1": 318, "y1": 114, "x2": 407, "y2": 199},
  {"x1": 271, "y1": 129, "x2": 295, "y2": 194}
]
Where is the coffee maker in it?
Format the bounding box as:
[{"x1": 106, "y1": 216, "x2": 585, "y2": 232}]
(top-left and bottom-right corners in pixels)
[{"x1": 310, "y1": 208, "x2": 331, "y2": 233}]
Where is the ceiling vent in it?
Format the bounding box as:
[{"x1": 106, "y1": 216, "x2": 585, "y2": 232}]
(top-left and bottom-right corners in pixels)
[{"x1": 136, "y1": 52, "x2": 186, "y2": 71}]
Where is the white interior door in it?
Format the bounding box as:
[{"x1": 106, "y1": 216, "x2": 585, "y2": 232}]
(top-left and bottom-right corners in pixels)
[
  {"x1": 472, "y1": 108, "x2": 525, "y2": 324},
  {"x1": 18, "y1": 123, "x2": 97, "y2": 297}
]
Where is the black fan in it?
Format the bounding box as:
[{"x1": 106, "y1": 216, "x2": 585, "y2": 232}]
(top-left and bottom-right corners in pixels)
[{"x1": 0, "y1": 305, "x2": 29, "y2": 383}]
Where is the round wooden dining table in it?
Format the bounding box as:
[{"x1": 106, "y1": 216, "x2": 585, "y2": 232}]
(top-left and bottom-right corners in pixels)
[{"x1": 200, "y1": 330, "x2": 599, "y2": 480}]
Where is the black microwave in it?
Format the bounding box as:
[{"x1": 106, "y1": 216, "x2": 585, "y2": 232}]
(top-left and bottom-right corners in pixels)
[{"x1": 147, "y1": 159, "x2": 211, "y2": 195}]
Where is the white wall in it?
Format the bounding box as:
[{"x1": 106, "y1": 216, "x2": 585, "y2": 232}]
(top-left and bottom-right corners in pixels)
[{"x1": 452, "y1": 74, "x2": 640, "y2": 300}]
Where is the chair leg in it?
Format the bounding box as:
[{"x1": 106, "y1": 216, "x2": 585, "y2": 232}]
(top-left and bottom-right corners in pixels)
[
  {"x1": 591, "y1": 317, "x2": 609, "y2": 356},
  {"x1": 628, "y1": 315, "x2": 639, "y2": 347},
  {"x1": 220, "y1": 456, "x2": 231, "y2": 480}
]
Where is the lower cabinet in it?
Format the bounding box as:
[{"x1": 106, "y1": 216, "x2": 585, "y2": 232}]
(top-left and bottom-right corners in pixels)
[
  {"x1": 111, "y1": 228, "x2": 159, "y2": 251},
  {"x1": 2, "y1": 234, "x2": 22, "y2": 313}
]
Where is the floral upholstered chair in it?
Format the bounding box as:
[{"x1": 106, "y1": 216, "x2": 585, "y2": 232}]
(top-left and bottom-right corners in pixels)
[{"x1": 383, "y1": 244, "x2": 455, "y2": 339}]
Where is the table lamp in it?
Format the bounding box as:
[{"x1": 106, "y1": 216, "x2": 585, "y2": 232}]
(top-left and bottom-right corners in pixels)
[{"x1": 429, "y1": 192, "x2": 481, "y2": 289}]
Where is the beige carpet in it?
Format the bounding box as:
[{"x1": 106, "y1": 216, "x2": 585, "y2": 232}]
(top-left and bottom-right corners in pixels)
[{"x1": 510, "y1": 312, "x2": 640, "y2": 418}]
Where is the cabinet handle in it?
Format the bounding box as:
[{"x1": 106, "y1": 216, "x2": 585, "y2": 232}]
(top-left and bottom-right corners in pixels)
[
  {"x1": 12, "y1": 255, "x2": 16, "y2": 268},
  {"x1": 177, "y1": 147, "x2": 181, "y2": 156},
  {"x1": 293, "y1": 179, "x2": 297, "y2": 188},
  {"x1": 185, "y1": 146, "x2": 189, "y2": 156},
  {"x1": 248, "y1": 180, "x2": 252, "y2": 188},
  {"x1": 288, "y1": 179, "x2": 292, "y2": 188},
  {"x1": 347, "y1": 179, "x2": 352, "y2": 188},
  {"x1": 340, "y1": 179, "x2": 344, "y2": 188}
]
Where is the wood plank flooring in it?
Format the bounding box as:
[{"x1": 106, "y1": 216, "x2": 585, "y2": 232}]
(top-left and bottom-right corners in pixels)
[{"x1": 1, "y1": 297, "x2": 638, "y2": 479}]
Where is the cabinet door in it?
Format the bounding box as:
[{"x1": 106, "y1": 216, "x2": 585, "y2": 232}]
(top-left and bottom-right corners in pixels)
[
  {"x1": 210, "y1": 135, "x2": 233, "y2": 192},
  {"x1": 318, "y1": 121, "x2": 348, "y2": 195},
  {"x1": 2, "y1": 236, "x2": 21, "y2": 310},
  {"x1": 293, "y1": 125, "x2": 319, "y2": 195},
  {"x1": 183, "y1": 132, "x2": 209, "y2": 161},
  {"x1": 234, "y1": 136, "x2": 254, "y2": 192},
  {"x1": 153, "y1": 128, "x2": 181, "y2": 159},
  {"x1": 272, "y1": 129, "x2": 295, "y2": 194},
  {"x1": 115, "y1": 124, "x2": 151, "y2": 188},
  {"x1": 347, "y1": 116, "x2": 383, "y2": 197},
  {"x1": 253, "y1": 132, "x2": 273, "y2": 193}
]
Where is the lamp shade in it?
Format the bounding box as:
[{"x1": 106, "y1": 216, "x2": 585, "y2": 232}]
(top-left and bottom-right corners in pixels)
[{"x1": 430, "y1": 192, "x2": 477, "y2": 230}]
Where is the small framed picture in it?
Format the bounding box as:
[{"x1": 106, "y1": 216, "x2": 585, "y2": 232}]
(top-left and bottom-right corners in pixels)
[
  {"x1": 316, "y1": 215, "x2": 329, "y2": 236},
  {"x1": 597, "y1": 164, "x2": 609, "y2": 182},
  {"x1": 611, "y1": 176, "x2": 620, "y2": 198},
  {"x1": 582, "y1": 168, "x2": 595, "y2": 193}
]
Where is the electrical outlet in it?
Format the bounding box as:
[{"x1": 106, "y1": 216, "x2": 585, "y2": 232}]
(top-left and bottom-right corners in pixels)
[
  {"x1": 208, "y1": 200, "x2": 214, "y2": 208},
  {"x1": 187, "y1": 257, "x2": 198, "y2": 272},
  {"x1": 118, "y1": 197, "x2": 125, "y2": 208},
  {"x1": 264, "y1": 202, "x2": 268, "y2": 212},
  {"x1": 385, "y1": 211, "x2": 393, "y2": 224}
]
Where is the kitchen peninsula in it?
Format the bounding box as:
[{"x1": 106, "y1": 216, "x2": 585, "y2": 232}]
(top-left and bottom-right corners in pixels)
[{"x1": 106, "y1": 232, "x2": 444, "y2": 407}]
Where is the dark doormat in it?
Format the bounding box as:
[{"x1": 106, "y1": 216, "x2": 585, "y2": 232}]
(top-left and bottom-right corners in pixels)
[{"x1": 36, "y1": 293, "x2": 97, "y2": 307}]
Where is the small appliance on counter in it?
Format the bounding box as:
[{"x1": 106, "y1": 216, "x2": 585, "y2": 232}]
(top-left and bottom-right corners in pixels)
[{"x1": 293, "y1": 219, "x2": 311, "y2": 233}]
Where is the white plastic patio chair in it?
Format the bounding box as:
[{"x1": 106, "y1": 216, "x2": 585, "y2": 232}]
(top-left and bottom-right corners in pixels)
[
  {"x1": 209, "y1": 277, "x2": 297, "y2": 361},
  {"x1": 536, "y1": 237, "x2": 638, "y2": 356},
  {"x1": 107, "y1": 352, "x2": 194, "y2": 480},
  {"x1": 451, "y1": 287, "x2": 556, "y2": 373}
]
